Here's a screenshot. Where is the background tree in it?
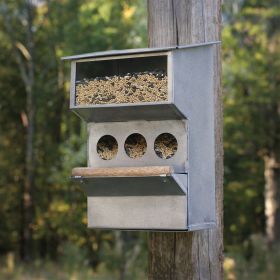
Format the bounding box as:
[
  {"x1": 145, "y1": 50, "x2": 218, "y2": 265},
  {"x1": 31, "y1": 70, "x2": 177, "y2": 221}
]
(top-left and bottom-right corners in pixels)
[
  {"x1": 223, "y1": 0, "x2": 280, "y2": 245},
  {"x1": 0, "y1": 0, "x2": 147, "y2": 275}
]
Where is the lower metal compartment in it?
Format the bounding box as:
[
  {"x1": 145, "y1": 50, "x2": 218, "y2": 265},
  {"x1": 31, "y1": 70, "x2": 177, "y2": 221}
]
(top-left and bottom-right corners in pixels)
[
  {"x1": 87, "y1": 195, "x2": 187, "y2": 230},
  {"x1": 73, "y1": 173, "x2": 189, "y2": 230}
]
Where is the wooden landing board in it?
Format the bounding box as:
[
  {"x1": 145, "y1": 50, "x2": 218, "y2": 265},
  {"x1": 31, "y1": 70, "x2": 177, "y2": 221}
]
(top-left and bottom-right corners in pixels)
[{"x1": 72, "y1": 166, "x2": 174, "y2": 177}]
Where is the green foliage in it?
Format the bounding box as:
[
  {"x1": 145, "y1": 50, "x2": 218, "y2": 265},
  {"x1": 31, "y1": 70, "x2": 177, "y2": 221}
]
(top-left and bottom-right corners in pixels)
[
  {"x1": 223, "y1": 0, "x2": 280, "y2": 245},
  {"x1": 58, "y1": 241, "x2": 89, "y2": 272},
  {"x1": 98, "y1": 231, "x2": 147, "y2": 279},
  {"x1": 224, "y1": 235, "x2": 280, "y2": 280},
  {"x1": 0, "y1": 245, "x2": 146, "y2": 280},
  {"x1": 0, "y1": 0, "x2": 148, "y2": 274},
  {"x1": 0, "y1": 253, "x2": 101, "y2": 280}
]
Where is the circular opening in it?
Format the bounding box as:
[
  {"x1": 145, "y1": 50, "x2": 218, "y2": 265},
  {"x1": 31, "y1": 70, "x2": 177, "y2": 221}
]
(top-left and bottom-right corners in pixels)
[
  {"x1": 154, "y1": 133, "x2": 178, "y2": 159},
  {"x1": 124, "y1": 133, "x2": 147, "y2": 159},
  {"x1": 97, "y1": 135, "x2": 118, "y2": 160}
]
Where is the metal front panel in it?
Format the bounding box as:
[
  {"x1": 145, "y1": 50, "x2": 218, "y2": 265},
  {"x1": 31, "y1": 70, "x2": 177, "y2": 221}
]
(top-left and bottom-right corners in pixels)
[
  {"x1": 87, "y1": 195, "x2": 187, "y2": 230},
  {"x1": 88, "y1": 120, "x2": 188, "y2": 173},
  {"x1": 172, "y1": 46, "x2": 216, "y2": 227},
  {"x1": 73, "y1": 174, "x2": 188, "y2": 196},
  {"x1": 71, "y1": 103, "x2": 185, "y2": 123}
]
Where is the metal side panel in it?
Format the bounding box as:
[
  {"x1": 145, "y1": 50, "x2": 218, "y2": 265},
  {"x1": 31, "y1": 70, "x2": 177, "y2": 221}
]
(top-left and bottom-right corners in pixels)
[
  {"x1": 187, "y1": 222, "x2": 216, "y2": 231},
  {"x1": 87, "y1": 195, "x2": 187, "y2": 230},
  {"x1": 173, "y1": 45, "x2": 216, "y2": 227},
  {"x1": 73, "y1": 174, "x2": 188, "y2": 196}
]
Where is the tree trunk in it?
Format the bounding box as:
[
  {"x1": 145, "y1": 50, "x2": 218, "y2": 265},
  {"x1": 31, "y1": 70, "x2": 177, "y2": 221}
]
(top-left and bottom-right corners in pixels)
[
  {"x1": 0, "y1": 0, "x2": 36, "y2": 261},
  {"x1": 147, "y1": 1, "x2": 223, "y2": 279},
  {"x1": 264, "y1": 153, "x2": 280, "y2": 245},
  {"x1": 22, "y1": 1, "x2": 36, "y2": 261}
]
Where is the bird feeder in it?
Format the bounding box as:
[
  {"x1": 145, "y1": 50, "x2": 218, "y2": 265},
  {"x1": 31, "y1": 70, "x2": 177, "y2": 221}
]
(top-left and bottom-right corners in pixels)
[{"x1": 62, "y1": 42, "x2": 218, "y2": 231}]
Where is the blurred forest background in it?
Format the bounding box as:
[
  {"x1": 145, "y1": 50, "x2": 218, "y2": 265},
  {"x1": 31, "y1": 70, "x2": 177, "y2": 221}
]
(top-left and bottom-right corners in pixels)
[{"x1": 0, "y1": 0, "x2": 279, "y2": 279}]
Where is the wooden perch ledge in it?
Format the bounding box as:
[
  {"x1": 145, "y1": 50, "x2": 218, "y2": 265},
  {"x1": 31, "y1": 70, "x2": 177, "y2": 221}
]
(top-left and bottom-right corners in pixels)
[{"x1": 71, "y1": 166, "x2": 174, "y2": 177}]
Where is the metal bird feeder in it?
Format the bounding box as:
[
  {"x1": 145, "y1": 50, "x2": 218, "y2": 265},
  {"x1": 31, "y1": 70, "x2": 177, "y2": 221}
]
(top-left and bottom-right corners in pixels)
[{"x1": 62, "y1": 41, "x2": 219, "y2": 231}]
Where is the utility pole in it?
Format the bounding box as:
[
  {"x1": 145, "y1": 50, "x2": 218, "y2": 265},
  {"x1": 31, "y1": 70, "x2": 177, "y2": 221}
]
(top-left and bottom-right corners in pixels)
[{"x1": 147, "y1": 1, "x2": 223, "y2": 279}]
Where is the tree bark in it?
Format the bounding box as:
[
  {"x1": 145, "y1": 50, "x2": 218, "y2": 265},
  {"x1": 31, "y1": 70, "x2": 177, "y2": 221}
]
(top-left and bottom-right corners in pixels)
[
  {"x1": 22, "y1": 1, "x2": 36, "y2": 261},
  {"x1": 0, "y1": 1, "x2": 36, "y2": 261},
  {"x1": 264, "y1": 153, "x2": 280, "y2": 245},
  {"x1": 147, "y1": 1, "x2": 223, "y2": 279}
]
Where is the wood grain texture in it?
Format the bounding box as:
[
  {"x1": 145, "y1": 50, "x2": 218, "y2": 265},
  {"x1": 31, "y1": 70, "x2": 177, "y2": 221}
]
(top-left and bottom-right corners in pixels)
[
  {"x1": 72, "y1": 166, "x2": 174, "y2": 177},
  {"x1": 147, "y1": 0, "x2": 223, "y2": 279}
]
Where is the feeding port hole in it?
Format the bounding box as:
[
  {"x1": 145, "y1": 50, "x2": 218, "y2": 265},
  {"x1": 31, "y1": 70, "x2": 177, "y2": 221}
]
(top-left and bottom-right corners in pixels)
[
  {"x1": 97, "y1": 135, "x2": 118, "y2": 160},
  {"x1": 124, "y1": 133, "x2": 147, "y2": 159},
  {"x1": 154, "y1": 133, "x2": 178, "y2": 159}
]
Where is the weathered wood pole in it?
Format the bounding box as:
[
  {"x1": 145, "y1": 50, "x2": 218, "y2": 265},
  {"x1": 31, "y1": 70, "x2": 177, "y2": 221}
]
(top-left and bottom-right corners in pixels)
[{"x1": 147, "y1": 1, "x2": 223, "y2": 279}]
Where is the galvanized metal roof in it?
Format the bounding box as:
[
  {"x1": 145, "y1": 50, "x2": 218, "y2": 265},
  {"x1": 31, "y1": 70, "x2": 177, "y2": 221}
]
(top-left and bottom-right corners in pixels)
[{"x1": 61, "y1": 41, "x2": 220, "y2": 61}]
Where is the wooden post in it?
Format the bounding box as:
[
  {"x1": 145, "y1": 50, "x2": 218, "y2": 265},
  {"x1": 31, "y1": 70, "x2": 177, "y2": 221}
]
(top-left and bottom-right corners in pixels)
[{"x1": 147, "y1": 1, "x2": 223, "y2": 279}]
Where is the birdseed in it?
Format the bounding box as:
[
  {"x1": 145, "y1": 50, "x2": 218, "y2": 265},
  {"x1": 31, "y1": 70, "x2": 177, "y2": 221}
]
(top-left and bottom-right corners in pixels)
[
  {"x1": 154, "y1": 133, "x2": 178, "y2": 159},
  {"x1": 97, "y1": 135, "x2": 118, "y2": 160},
  {"x1": 124, "y1": 133, "x2": 147, "y2": 158},
  {"x1": 75, "y1": 71, "x2": 167, "y2": 105}
]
